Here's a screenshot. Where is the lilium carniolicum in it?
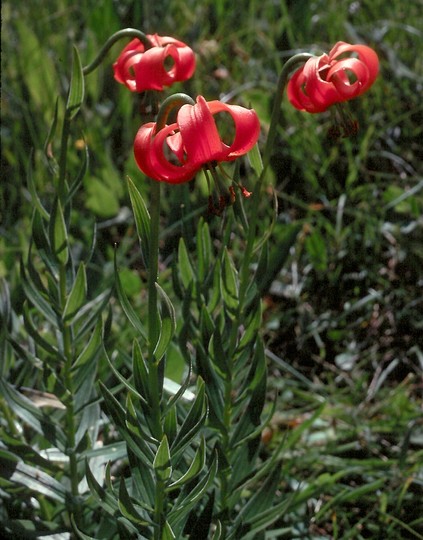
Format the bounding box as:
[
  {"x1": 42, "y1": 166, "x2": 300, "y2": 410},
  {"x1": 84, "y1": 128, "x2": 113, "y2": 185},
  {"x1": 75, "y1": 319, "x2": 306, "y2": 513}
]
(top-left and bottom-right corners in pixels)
[
  {"x1": 287, "y1": 42, "x2": 379, "y2": 113},
  {"x1": 133, "y1": 95, "x2": 260, "y2": 184},
  {"x1": 113, "y1": 34, "x2": 196, "y2": 92}
]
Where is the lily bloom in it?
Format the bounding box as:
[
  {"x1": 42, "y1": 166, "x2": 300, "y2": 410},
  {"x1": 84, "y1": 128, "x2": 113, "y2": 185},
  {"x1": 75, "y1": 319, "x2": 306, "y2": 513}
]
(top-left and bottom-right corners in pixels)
[
  {"x1": 113, "y1": 34, "x2": 196, "y2": 92},
  {"x1": 287, "y1": 42, "x2": 379, "y2": 113},
  {"x1": 133, "y1": 96, "x2": 261, "y2": 184}
]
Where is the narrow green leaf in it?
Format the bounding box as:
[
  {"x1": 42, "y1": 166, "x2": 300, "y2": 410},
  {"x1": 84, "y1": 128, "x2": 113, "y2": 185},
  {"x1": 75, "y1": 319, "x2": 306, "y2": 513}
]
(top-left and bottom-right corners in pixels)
[
  {"x1": 127, "y1": 177, "x2": 150, "y2": 266},
  {"x1": 118, "y1": 477, "x2": 150, "y2": 527},
  {"x1": 153, "y1": 435, "x2": 172, "y2": 482},
  {"x1": 114, "y1": 250, "x2": 147, "y2": 340},
  {"x1": 67, "y1": 45, "x2": 85, "y2": 119},
  {"x1": 73, "y1": 318, "x2": 103, "y2": 368},
  {"x1": 27, "y1": 149, "x2": 49, "y2": 219},
  {"x1": 49, "y1": 198, "x2": 68, "y2": 264},
  {"x1": 168, "y1": 437, "x2": 206, "y2": 490},
  {"x1": 221, "y1": 248, "x2": 239, "y2": 314},
  {"x1": 66, "y1": 141, "x2": 89, "y2": 203},
  {"x1": 162, "y1": 521, "x2": 176, "y2": 540},
  {"x1": 170, "y1": 378, "x2": 208, "y2": 458},
  {"x1": 22, "y1": 301, "x2": 59, "y2": 357},
  {"x1": 169, "y1": 455, "x2": 218, "y2": 531},
  {"x1": 196, "y1": 218, "x2": 212, "y2": 284},
  {"x1": 0, "y1": 378, "x2": 66, "y2": 449},
  {"x1": 1, "y1": 451, "x2": 66, "y2": 503},
  {"x1": 178, "y1": 237, "x2": 195, "y2": 290},
  {"x1": 71, "y1": 514, "x2": 97, "y2": 540},
  {"x1": 248, "y1": 142, "x2": 264, "y2": 178},
  {"x1": 63, "y1": 262, "x2": 87, "y2": 321},
  {"x1": 132, "y1": 339, "x2": 151, "y2": 403},
  {"x1": 85, "y1": 459, "x2": 119, "y2": 515},
  {"x1": 20, "y1": 259, "x2": 57, "y2": 326},
  {"x1": 153, "y1": 283, "x2": 176, "y2": 362},
  {"x1": 207, "y1": 258, "x2": 222, "y2": 313},
  {"x1": 43, "y1": 97, "x2": 60, "y2": 177},
  {"x1": 100, "y1": 382, "x2": 155, "y2": 465},
  {"x1": 32, "y1": 210, "x2": 59, "y2": 279},
  {"x1": 104, "y1": 349, "x2": 147, "y2": 406},
  {"x1": 208, "y1": 327, "x2": 230, "y2": 378}
]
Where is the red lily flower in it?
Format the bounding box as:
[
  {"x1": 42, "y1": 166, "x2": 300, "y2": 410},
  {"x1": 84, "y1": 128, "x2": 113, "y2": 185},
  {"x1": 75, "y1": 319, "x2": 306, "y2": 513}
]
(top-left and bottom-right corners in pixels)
[
  {"x1": 287, "y1": 42, "x2": 379, "y2": 113},
  {"x1": 113, "y1": 34, "x2": 196, "y2": 92},
  {"x1": 134, "y1": 96, "x2": 261, "y2": 184}
]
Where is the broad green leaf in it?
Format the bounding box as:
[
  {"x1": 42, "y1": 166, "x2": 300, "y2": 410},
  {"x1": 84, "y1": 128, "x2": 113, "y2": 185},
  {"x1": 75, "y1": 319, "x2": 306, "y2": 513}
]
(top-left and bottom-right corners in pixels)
[
  {"x1": 153, "y1": 283, "x2": 176, "y2": 362},
  {"x1": 67, "y1": 45, "x2": 85, "y2": 119},
  {"x1": 127, "y1": 176, "x2": 150, "y2": 266},
  {"x1": 178, "y1": 238, "x2": 195, "y2": 290},
  {"x1": 221, "y1": 248, "x2": 239, "y2": 314},
  {"x1": 168, "y1": 437, "x2": 206, "y2": 490},
  {"x1": 0, "y1": 451, "x2": 66, "y2": 503},
  {"x1": 63, "y1": 262, "x2": 87, "y2": 321},
  {"x1": 49, "y1": 198, "x2": 68, "y2": 264},
  {"x1": 153, "y1": 435, "x2": 172, "y2": 482},
  {"x1": 114, "y1": 251, "x2": 147, "y2": 340}
]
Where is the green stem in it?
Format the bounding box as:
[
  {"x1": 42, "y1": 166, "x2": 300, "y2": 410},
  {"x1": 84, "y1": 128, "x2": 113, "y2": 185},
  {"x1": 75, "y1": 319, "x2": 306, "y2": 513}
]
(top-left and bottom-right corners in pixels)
[
  {"x1": 82, "y1": 29, "x2": 153, "y2": 75},
  {"x1": 58, "y1": 263, "x2": 80, "y2": 515},
  {"x1": 231, "y1": 52, "x2": 315, "y2": 345}
]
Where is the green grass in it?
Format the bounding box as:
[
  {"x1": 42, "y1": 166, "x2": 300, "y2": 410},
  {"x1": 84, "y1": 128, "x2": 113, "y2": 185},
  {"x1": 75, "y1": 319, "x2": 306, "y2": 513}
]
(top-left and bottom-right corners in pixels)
[{"x1": 1, "y1": 0, "x2": 422, "y2": 538}]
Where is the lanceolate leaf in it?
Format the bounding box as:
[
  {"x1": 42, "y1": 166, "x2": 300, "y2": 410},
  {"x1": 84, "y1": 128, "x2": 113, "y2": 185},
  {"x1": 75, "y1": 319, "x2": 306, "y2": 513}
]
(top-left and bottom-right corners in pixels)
[
  {"x1": 153, "y1": 283, "x2": 176, "y2": 362},
  {"x1": 118, "y1": 477, "x2": 150, "y2": 527},
  {"x1": 114, "y1": 250, "x2": 147, "y2": 340},
  {"x1": 178, "y1": 238, "x2": 195, "y2": 290},
  {"x1": 153, "y1": 435, "x2": 172, "y2": 482},
  {"x1": 221, "y1": 248, "x2": 239, "y2": 314},
  {"x1": 27, "y1": 149, "x2": 50, "y2": 219},
  {"x1": 49, "y1": 197, "x2": 69, "y2": 265},
  {"x1": 66, "y1": 45, "x2": 85, "y2": 119},
  {"x1": 63, "y1": 262, "x2": 87, "y2": 321},
  {"x1": 168, "y1": 437, "x2": 206, "y2": 490},
  {"x1": 1, "y1": 450, "x2": 67, "y2": 503},
  {"x1": 0, "y1": 378, "x2": 66, "y2": 449},
  {"x1": 20, "y1": 259, "x2": 57, "y2": 326},
  {"x1": 127, "y1": 177, "x2": 150, "y2": 266}
]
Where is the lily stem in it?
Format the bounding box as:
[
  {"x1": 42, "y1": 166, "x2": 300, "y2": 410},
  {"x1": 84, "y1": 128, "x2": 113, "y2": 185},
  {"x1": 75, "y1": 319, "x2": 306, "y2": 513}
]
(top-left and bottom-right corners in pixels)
[{"x1": 82, "y1": 29, "x2": 153, "y2": 75}]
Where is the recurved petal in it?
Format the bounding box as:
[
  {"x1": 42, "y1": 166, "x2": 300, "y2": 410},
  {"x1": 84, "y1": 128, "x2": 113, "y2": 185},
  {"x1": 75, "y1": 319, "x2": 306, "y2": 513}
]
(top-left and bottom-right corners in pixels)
[{"x1": 207, "y1": 100, "x2": 261, "y2": 159}]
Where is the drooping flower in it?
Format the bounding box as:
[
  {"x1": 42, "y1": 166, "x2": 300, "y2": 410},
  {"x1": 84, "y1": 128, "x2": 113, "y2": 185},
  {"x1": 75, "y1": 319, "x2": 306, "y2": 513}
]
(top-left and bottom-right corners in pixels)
[
  {"x1": 287, "y1": 42, "x2": 379, "y2": 113},
  {"x1": 113, "y1": 34, "x2": 196, "y2": 92},
  {"x1": 133, "y1": 96, "x2": 261, "y2": 184}
]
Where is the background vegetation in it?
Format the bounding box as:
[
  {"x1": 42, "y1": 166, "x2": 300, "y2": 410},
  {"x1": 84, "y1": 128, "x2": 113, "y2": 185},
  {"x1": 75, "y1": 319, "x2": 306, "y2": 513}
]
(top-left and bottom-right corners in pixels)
[{"x1": 1, "y1": 0, "x2": 422, "y2": 538}]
